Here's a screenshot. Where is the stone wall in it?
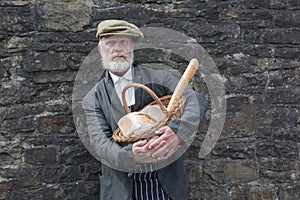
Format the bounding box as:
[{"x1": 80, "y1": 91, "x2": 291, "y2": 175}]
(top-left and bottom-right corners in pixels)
[{"x1": 1, "y1": 0, "x2": 299, "y2": 199}]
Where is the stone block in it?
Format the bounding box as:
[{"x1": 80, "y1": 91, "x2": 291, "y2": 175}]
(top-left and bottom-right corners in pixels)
[
  {"x1": 202, "y1": 160, "x2": 258, "y2": 184},
  {"x1": 30, "y1": 38, "x2": 96, "y2": 53},
  {"x1": 171, "y1": 0, "x2": 205, "y2": 9},
  {"x1": 80, "y1": 163, "x2": 101, "y2": 181},
  {"x1": 22, "y1": 51, "x2": 67, "y2": 72},
  {"x1": 189, "y1": 185, "x2": 229, "y2": 200},
  {"x1": 256, "y1": 140, "x2": 299, "y2": 159},
  {"x1": 0, "y1": 136, "x2": 23, "y2": 165},
  {"x1": 273, "y1": 10, "x2": 300, "y2": 28},
  {"x1": 221, "y1": 9, "x2": 272, "y2": 21},
  {"x1": 35, "y1": 0, "x2": 93, "y2": 32},
  {"x1": 185, "y1": 162, "x2": 204, "y2": 184},
  {"x1": 0, "y1": 118, "x2": 35, "y2": 135},
  {"x1": 241, "y1": 0, "x2": 270, "y2": 9},
  {"x1": 185, "y1": 162, "x2": 230, "y2": 199},
  {"x1": 0, "y1": 1, "x2": 34, "y2": 32},
  {"x1": 278, "y1": 183, "x2": 300, "y2": 200},
  {"x1": 9, "y1": 180, "x2": 99, "y2": 199},
  {"x1": 0, "y1": 81, "x2": 40, "y2": 106},
  {"x1": 225, "y1": 73, "x2": 268, "y2": 93},
  {"x1": 66, "y1": 52, "x2": 89, "y2": 70},
  {"x1": 169, "y1": 20, "x2": 240, "y2": 43},
  {"x1": 211, "y1": 139, "x2": 256, "y2": 159},
  {"x1": 222, "y1": 99, "x2": 259, "y2": 137},
  {"x1": 58, "y1": 142, "x2": 95, "y2": 165},
  {"x1": 0, "y1": 103, "x2": 45, "y2": 120},
  {"x1": 274, "y1": 46, "x2": 300, "y2": 59},
  {"x1": 256, "y1": 58, "x2": 300, "y2": 71},
  {"x1": 24, "y1": 147, "x2": 57, "y2": 164},
  {"x1": 255, "y1": 106, "x2": 299, "y2": 128},
  {"x1": 22, "y1": 135, "x2": 59, "y2": 147},
  {"x1": 93, "y1": 4, "x2": 152, "y2": 25},
  {"x1": 217, "y1": 56, "x2": 262, "y2": 75},
  {"x1": 63, "y1": 181, "x2": 100, "y2": 200},
  {"x1": 32, "y1": 71, "x2": 76, "y2": 83},
  {"x1": 259, "y1": 159, "x2": 299, "y2": 183},
  {"x1": 244, "y1": 44, "x2": 298, "y2": 60},
  {"x1": 244, "y1": 28, "x2": 300, "y2": 45},
  {"x1": 38, "y1": 115, "x2": 74, "y2": 134},
  {"x1": 269, "y1": 0, "x2": 300, "y2": 9},
  {"x1": 43, "y1": 99, "x2": 71, "y2": 114},
  {"x1": 0, "y1": 182, "x2": 14, "y2": 200},
  {"x1": 0, "y1": 67, "x2": 7, "y2": 78},
  {"x1": 6, "y1": 36, "x2": 32, "y2": 53},
  {"x1": 261, "y1": 88, "x2": 300, "y2": 105},
  {"x1": 7, "y1": 165, "x2": 43, "y2": 189},
  {"x1": 42, "y1": 165, "x2": 82, "y2": 183},
  {"x1": 273, "y1": 124, "x2": 300, "y2": 142},
  {"x1": 231, "y1": 186, "x2": 278, "y2": 200}
]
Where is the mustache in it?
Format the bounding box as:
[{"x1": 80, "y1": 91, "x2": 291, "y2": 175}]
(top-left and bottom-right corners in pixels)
[
  {"x1": 112, "y1": 54, "x2": 126, "y2": 59},
  {"x1": 110, "y1": 53, "x2": 132, "y2": 62}
]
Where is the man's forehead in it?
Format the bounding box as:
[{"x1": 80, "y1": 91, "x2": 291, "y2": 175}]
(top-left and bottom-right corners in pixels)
[{"x1": 101, "y1": 35, "x2": 133, "y2": 41}]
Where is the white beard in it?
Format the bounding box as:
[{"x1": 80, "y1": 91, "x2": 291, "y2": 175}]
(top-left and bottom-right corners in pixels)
[{"x1": 102, "y1": 52, "x2": 134, "y2": 73}]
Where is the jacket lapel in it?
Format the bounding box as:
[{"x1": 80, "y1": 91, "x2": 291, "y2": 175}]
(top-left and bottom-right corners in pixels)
[{"x1": 104, "y1": 71, "x2": 127, "y2": 122}]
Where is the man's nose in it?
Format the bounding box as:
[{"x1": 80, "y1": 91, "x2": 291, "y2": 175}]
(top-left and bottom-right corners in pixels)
[{"x1": 113, "y1": 42, "x2": 123, "y2": 52}]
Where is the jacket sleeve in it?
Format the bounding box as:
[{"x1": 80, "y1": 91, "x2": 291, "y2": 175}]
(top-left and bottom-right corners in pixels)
[
  {"x1": 164, "y1": 70, "x2": 208, "y2": 146},
  {"x1": 82, "y1": 85, "x2": 138, "y2": 172}
]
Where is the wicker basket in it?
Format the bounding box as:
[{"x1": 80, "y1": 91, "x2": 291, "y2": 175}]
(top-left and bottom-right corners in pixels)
[{"x1": 112, "y1": 83, "x2": 186, "y2": 146}]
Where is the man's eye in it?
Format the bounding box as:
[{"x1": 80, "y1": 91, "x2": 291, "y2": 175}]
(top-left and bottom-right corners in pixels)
[
  {"x1": 106, "y1": 41, "x2": 115, "y2": 46},
  {"x1": 120, "y1": 40, "x2": 128, "y2": 45}
]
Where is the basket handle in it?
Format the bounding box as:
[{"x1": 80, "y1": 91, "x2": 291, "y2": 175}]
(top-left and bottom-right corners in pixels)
[{"x1": 121, "y1": 83, "x2": 167, "y2": 114}]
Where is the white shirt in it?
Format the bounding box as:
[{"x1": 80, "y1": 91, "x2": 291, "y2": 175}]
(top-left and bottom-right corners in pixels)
[{"x1": 109, "y1": 67, "x2": 135, "y2": 106}]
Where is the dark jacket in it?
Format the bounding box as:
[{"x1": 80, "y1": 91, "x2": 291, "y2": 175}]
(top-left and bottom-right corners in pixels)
[{"x1": 82, "y1": 64, "x2": 207, "y2": 200}]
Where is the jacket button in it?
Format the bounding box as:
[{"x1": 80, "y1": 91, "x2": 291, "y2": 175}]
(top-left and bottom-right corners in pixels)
[{"x1": 128, "y1": 173, "x2": 133, "y2": 177}]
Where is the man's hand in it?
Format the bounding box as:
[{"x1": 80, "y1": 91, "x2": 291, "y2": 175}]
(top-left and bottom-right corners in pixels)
[
  {"x1": 148, "y1": 126, "x2": 181, "y2": 160},
  {"x1": 132, "y1": 126, "x2": 181, "y2": 163},
  {"x1": 132, "y1": 136, "x2": 161, "y2": 163}
]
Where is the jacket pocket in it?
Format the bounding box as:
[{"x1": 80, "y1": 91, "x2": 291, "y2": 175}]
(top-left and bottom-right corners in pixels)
[{"x1": 99, "y1": 175, "x2": 112, "y2": 200}]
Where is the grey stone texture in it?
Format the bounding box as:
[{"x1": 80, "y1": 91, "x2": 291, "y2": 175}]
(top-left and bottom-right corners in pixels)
[{"x1": 0, "y1": 0, "x2": 299, "y2": 199}]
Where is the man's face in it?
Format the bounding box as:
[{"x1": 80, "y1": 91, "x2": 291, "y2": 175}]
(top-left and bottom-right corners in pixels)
[{"x1": 98, "y1": 35, "x2": 134, "y2": 74}]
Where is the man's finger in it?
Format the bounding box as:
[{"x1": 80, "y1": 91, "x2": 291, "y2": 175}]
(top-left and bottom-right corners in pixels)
[
  {"x1": 147, "y1": 135, "x2": 159, "y2": 145},
  {"x1": 133, "y1": 139, "x2": 147, "y2": 147},
  {"x1": 155, "y1": 126, "x2": 168, "y2": 134},
  {"x1": 148, "y1": 138, "x2": 166, "y2": 150},
  {"x1": 149, "y1": 140, "x2": 166, "y2": 151},
  {"x1": 152, "y1": 137, "x2": 181, "y2": 159},
  {"x1": 151, "y1": 144, "x2": 170, "y2": 158},
  {"x1": 132, "y1": 140, "x2": 148, "y2": 154}
]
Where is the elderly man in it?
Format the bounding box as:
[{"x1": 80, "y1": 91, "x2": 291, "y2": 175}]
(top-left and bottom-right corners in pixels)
[{"x1": 83, "y1": 19, "x2": 207, "y2": 200}]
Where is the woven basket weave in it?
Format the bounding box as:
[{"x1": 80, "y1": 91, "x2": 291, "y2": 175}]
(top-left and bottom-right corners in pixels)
[{"x1": 112, "y1": 83, "x2": 186, "y2": 146}]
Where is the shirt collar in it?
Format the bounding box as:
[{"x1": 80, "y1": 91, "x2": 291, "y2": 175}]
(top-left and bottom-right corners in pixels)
[{"x1": 109, "y1": 67, "x2": 133, "y2": 84}]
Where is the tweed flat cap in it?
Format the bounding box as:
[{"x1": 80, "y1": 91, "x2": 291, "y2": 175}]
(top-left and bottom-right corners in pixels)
[{"x1": 96, "y1": 19, "x2": 144, "y2": 42}]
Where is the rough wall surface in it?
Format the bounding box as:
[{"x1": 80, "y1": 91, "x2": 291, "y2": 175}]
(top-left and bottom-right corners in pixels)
[{"x1": 0, "y1": 0, "x2": 299, "y2": 199}]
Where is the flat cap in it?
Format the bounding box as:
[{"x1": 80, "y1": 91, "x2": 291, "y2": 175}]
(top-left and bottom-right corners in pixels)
[{"x1": 96, "y1": 19, "x2": 144, "y2": 42}]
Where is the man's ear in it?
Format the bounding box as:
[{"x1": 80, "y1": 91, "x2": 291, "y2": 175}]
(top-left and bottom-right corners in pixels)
[{"x1": 97, "y1": 42, "x2": 102, "y2": 55}]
